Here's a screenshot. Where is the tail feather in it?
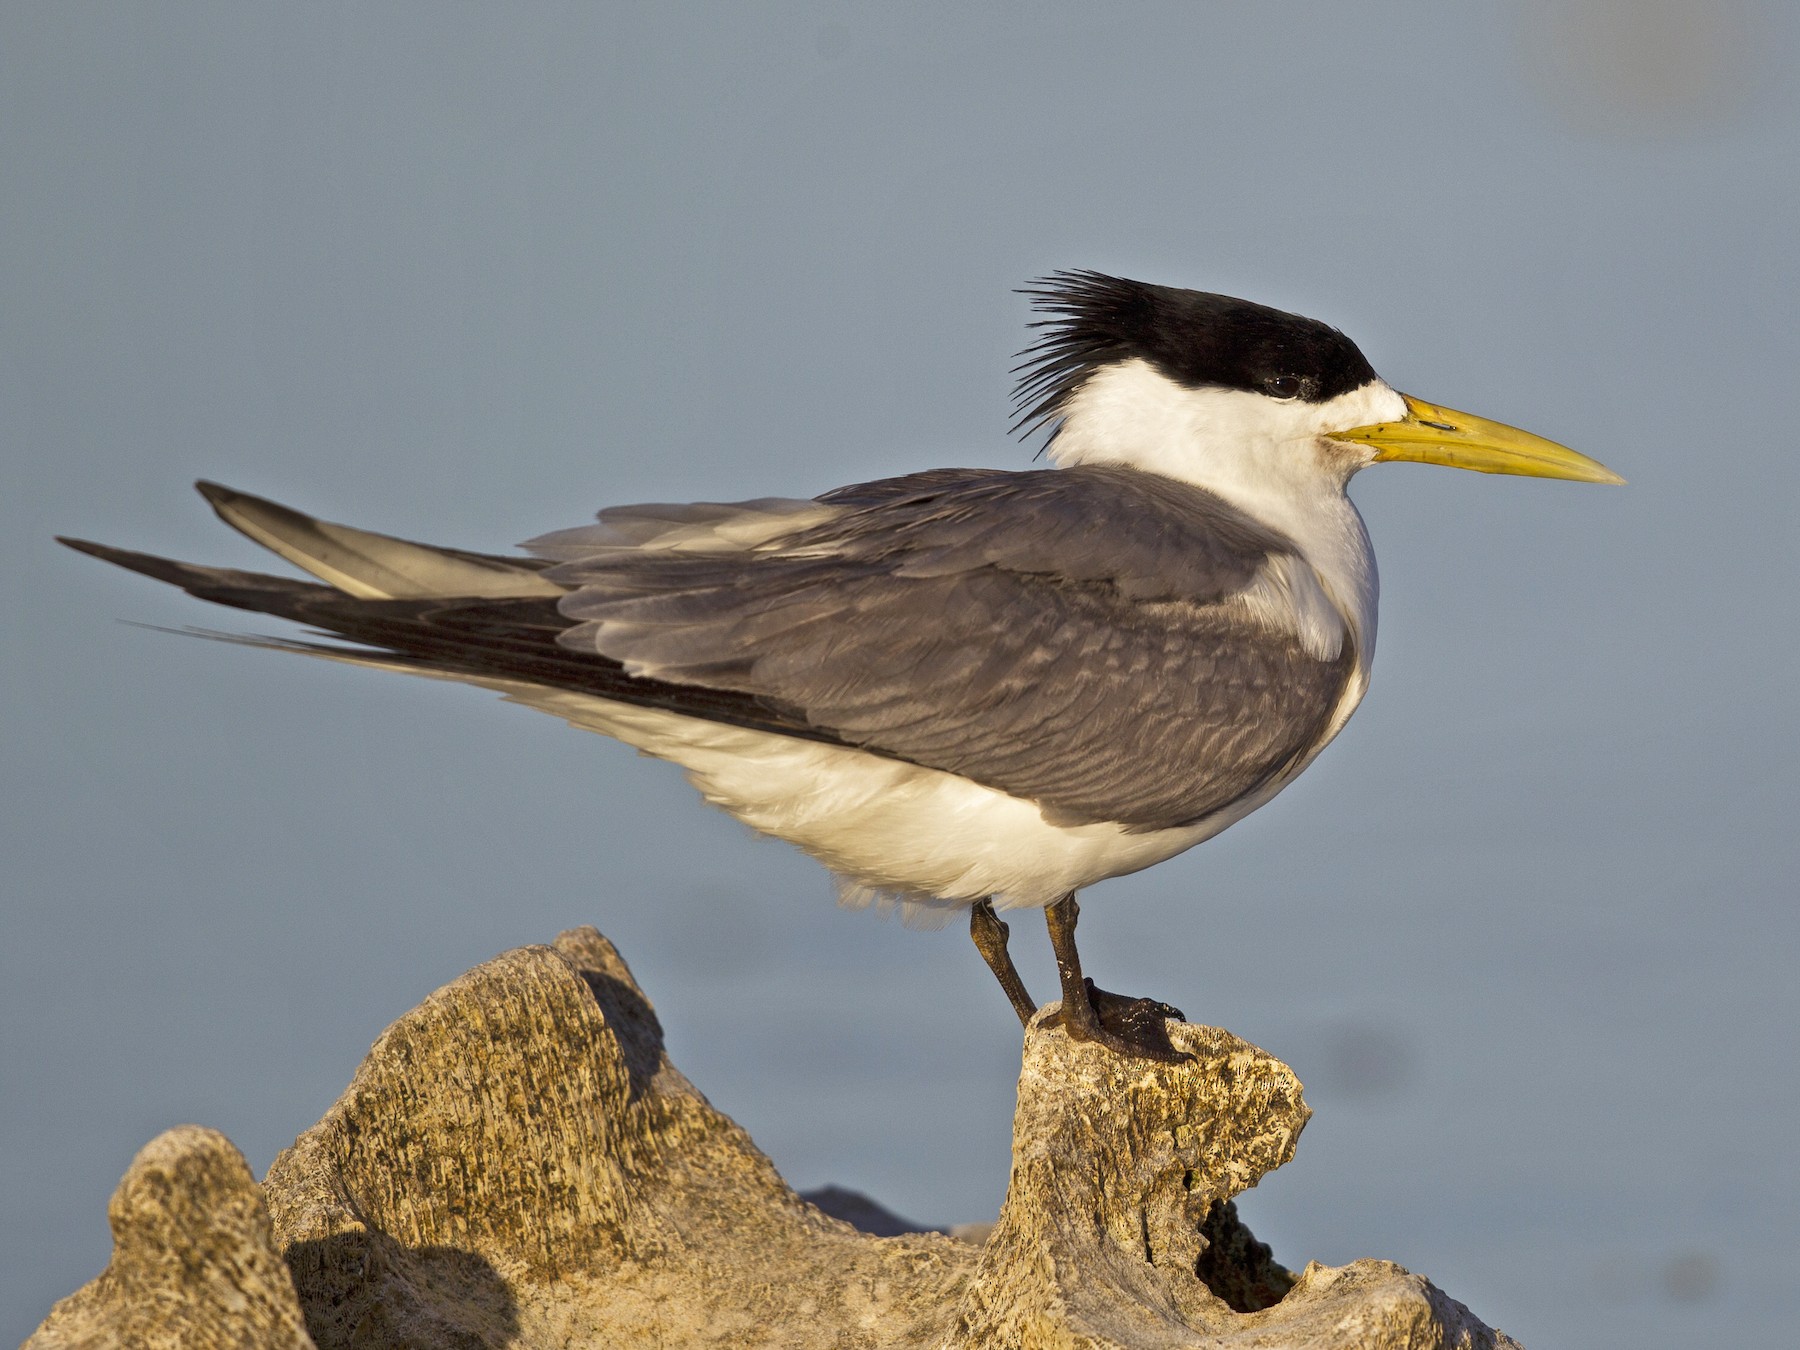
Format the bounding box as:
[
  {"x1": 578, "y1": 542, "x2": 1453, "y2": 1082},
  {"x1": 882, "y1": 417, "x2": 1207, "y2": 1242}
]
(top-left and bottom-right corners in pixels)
[
  {"x1": 56, "y1": 536, "x2": 327, "y2": 606},
  {"x1": 194, "y1": 481, "x2": 564, "y2": 600},
  {"x1": 57, "y1": 524, "x2": 849, "y2": 752}
]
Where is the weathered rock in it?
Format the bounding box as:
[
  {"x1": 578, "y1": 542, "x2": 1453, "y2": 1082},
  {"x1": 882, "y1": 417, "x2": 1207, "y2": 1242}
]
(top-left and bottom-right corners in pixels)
[
  {"x1": 260, "y1": 928, "x2": 968, "y2": 1348},
  {"x1": 945, "y1": 1012, "x2": 1512, "y2": 1348},
  {"x1": 29, "y1": 927, "x2": 1521, "y2": 1348},
  {"x1": 27, "y1": 1126, "x2": 313, "y2": 1350}
]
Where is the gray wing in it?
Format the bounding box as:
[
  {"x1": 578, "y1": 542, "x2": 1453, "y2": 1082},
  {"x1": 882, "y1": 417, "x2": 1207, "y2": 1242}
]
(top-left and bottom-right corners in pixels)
[{"x1": 546, "y1": 465, "x2": 1356, "y2": 832}]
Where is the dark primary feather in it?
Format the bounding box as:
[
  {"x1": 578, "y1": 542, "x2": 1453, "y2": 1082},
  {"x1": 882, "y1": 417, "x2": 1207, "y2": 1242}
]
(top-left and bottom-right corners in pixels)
[
  {"x1": 551, "y1": 465, "x2": 1356, "y2": 832},
  {"x1": 56, "y1": 537, "x2": 849, "y2": 749}
]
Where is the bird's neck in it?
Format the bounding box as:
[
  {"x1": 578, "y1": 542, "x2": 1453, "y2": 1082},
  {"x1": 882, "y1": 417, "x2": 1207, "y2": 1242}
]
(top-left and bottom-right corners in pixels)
[{"x1": 1047, "y1": 359, "x2": 1381, "y2": 661}]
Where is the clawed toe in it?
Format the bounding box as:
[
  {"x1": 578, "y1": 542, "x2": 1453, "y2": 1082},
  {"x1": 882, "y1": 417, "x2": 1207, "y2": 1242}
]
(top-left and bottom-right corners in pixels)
[
  {"x1": 1038, "y1": 894, "x2": 1191, "y2": 1062},
  {"x1": 1055, "y1": 978, "x2": 1190, "y2": 1063}
]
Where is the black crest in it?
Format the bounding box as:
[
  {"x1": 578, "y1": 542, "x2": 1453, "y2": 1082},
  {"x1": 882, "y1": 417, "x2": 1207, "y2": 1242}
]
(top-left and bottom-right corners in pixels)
[{"x1": 1012, "y1": 271, "x2": 1379, "y2": 442}]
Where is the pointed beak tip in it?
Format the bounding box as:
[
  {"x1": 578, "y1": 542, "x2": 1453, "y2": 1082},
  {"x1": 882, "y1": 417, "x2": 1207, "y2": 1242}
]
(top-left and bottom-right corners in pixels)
[{"x1": 1569, "y1": 462, "x2": 1627, "y2": 487}]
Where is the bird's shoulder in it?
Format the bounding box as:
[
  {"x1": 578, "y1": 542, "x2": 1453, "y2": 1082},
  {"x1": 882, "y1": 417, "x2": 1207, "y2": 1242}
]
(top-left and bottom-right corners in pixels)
[{"x1": 806, "y1": 463, "x2": 1296, "y2": 602}]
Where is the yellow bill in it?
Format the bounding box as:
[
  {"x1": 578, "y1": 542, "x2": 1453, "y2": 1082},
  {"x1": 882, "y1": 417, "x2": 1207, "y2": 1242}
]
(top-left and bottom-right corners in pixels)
[{"x1": 1334, "y1": 394, "x2": 1624, "y2": 485}]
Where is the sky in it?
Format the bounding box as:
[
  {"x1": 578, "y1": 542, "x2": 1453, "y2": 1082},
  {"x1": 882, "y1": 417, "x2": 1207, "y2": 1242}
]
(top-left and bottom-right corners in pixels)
[{"x1": 3, "y1": 4, "x2": 1797, "y2": 1347}]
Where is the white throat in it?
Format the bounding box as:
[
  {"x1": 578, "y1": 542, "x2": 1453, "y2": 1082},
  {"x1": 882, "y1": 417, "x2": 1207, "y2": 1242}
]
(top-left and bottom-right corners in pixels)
[{"x1": 1045, "y1": 358, "x2": 1404, "y2": 664}]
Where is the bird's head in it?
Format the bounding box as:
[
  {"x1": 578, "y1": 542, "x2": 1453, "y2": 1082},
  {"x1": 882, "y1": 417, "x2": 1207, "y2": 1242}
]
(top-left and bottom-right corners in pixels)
[{"x1": 1013, "y1": 271, "x2": 1622, "y2": 504}]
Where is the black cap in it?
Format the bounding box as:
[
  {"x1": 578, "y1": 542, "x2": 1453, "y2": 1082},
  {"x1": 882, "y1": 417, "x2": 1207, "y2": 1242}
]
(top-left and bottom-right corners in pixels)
[{"x1": 1013, "y1": 271, "x2": 1380, "y2": 441}]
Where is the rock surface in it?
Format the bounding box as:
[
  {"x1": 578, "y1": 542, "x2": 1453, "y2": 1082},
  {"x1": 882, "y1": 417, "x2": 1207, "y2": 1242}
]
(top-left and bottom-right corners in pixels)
[
  {"x1": 28, "y1": 1126, "x2": 312, "y2": 1350},
  {"x1": 29, "y1": 927, "x2": 1520, "y2": 1348}
]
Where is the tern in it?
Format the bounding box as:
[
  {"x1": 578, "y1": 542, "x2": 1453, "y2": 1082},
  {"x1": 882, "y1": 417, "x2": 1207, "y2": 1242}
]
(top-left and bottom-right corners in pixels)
[{"x1": 62, "y1": 272, "x2": 1622, "y2": 1060}]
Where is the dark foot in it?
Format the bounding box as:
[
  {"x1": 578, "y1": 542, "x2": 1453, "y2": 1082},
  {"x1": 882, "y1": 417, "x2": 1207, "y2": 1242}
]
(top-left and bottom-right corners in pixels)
[
  {"x1": 1043, "y1": 892, "x2": 1189, "y2": 1062},
  {"x1": 1054, "y1": 977, "x2": 1190, "y2": 1062}
]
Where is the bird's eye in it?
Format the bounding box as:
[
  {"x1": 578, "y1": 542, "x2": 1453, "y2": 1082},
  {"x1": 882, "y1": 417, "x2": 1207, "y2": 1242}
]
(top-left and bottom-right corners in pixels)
[{"x1": 1266, "y1": 375, "x2": 1303, "y2": 400}]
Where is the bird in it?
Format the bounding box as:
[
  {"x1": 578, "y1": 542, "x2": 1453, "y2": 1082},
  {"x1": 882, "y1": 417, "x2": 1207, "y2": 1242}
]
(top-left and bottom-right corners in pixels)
[{"x1": 61, "y1": 271, "x2": 1622, "y2": 1061}]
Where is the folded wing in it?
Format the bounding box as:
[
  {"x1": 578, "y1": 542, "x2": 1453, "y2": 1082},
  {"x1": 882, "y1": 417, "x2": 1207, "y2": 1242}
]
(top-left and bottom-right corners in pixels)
[{"x1": 543, "y1": 466, "x2": 1357, "y2": 832}]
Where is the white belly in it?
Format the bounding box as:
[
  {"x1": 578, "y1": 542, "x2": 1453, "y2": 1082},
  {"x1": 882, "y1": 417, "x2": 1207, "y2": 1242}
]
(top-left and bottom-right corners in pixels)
[
  {"x1": 509, "y1": 686, "x2": 1239, "y2": 919},
  {"x1": 284, "y1": 594, "x2": 1372, "y2": 924}
]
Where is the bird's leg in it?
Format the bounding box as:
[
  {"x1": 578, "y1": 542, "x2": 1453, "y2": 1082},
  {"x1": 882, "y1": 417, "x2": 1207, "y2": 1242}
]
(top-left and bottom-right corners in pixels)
[
  {"x1": 1044, "y1": 893, "x2": 1189, "y2": 1062},
  {"x1": 970, "y1": 898, "x2": 1038, "y2": 1026}
]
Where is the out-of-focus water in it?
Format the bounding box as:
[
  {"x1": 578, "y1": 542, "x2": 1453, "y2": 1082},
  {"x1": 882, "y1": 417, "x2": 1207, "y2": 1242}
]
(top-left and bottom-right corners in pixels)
[{"x1": 5, "y1": 6, "x2": 1795, "y2": 1347}]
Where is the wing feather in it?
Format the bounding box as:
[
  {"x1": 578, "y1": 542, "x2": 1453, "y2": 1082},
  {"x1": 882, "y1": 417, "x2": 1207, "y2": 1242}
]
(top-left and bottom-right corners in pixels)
[{"x1": 550, "y1": 465, "x2": 1355, "y2": 831}]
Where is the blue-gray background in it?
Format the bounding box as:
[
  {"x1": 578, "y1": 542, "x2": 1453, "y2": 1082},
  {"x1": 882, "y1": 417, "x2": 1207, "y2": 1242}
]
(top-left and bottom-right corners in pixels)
[{"x1": 4, "y1": 4, "x2": 1795, "y2": 1346}]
